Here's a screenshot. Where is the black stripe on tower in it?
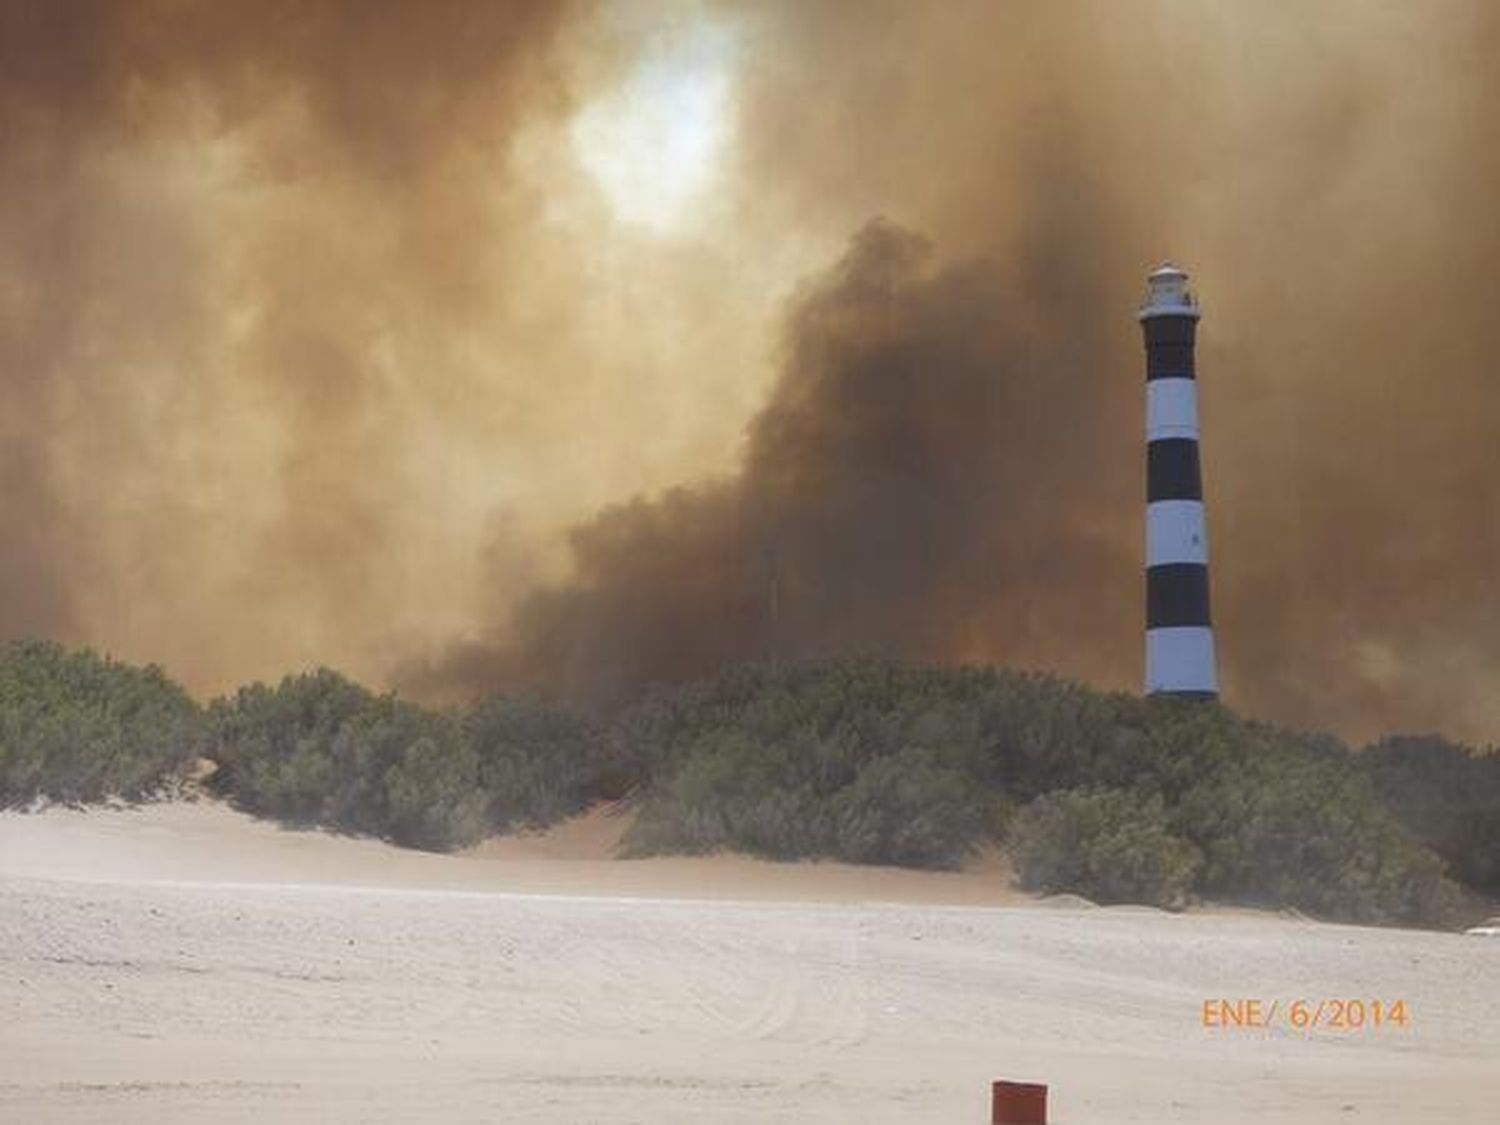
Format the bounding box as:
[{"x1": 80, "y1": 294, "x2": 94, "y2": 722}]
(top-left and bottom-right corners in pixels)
[
  {"x1": 1146, "y1": 563, "x2": 1212, "y2": 628},
  {"x1": 1147, "y1": 438, "x2": 1203, "y2": 501},
  {"x1": 1145, "y1": 312, "x2": 1211, "y2": 632},
  {"x1": 1144, "y1": 315, "x2": 1196, "y2": 380}
]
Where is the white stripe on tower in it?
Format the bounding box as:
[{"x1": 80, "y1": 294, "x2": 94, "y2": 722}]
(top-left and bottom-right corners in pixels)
[
  {"x1": 1146, "y1": 378, "x2": 1199, "y2": 442},
  {"x1": 1140, "y1": 262, "x2": 1218, "y2": 699}
]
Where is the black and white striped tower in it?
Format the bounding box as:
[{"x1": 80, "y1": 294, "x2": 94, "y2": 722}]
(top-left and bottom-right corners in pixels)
[{"x1": 1141, "y1": 262, "x2": 1217, "y2": 698}]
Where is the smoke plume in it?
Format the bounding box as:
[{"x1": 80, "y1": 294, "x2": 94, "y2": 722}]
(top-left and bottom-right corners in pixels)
[
  {"x1": 420, "y1": 216, "x2": 1137, "y2": 704},
  {"x1": 4, "y1": 2, "x2": 1499, "y2": 741}
]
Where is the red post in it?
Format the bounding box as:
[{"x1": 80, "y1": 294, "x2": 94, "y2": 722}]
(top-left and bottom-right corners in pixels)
[{"x1": 992, "y1": 1079, "x2": 1048, "y2": 1124}]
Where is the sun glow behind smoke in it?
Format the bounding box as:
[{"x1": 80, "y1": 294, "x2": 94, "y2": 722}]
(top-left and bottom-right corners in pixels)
[{"x1": 569, "y1": 20, "x2": 739, "y2": 235}]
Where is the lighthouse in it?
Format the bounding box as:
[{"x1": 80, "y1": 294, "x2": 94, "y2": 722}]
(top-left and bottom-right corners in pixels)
[{"x1": 1140, "y1": 263, "x2": 1217, "y2": 698}]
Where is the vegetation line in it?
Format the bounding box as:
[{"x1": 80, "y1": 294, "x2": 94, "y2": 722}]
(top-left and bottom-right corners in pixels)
[{"x1": 3, "y1": 641, "x2": 1495, "y2": 927}]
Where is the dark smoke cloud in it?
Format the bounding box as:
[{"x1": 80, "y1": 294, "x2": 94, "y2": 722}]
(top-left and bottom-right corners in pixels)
[
  {"x1": 413, "y1": 218, "x2": 1137, "y2": 704},
  {"x1": 418, "y1": 2, "x2": 1500, "y2": 743},
  {"x1": 0, "y1": 0, "x2": 595, "y2": 686},
  {"x1": 5, "y1": 1, "x2": 1500, "y2": 742}
]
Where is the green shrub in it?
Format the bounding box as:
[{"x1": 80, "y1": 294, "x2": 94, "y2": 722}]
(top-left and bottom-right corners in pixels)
[
  {"x1": 3, "y1": 642, "x2": 1476, "y2": 928},
  {"x1": 1157, "y1": 711, "x2": 1459, "y2": 924},
  {"x1": 385, "y1": 733, "x2": 488, "y2": 851},
  {"x1": 0, "y1": 640, "x2": 202, "y2": 806},
  {"x1": 468, "y1": 697, "x2": 620, "y2": 829},
  {"x1": 1009, "y1": 788, "x2": 1201, "y2": 908},
  {"x1": 622, "y1": 664, "x2": 1006, "y2": 866},
  {"x1": 207, "y1": 668, "x2": 374, "y2": 824},
  {"x1": 626, "y1": 730, "x2": 826, "y2": 858},
  {"x1": 1361, "y1": 735, "x2": 1500, "y2": 896},
  {"x1": 207, "y1": 669, "x2": 486, "y2": 850},
  {"x1": 829, "y1": 747, "x2": 991, "y2": 867},
  {"x1": 614, "y1": 659, "x2": 1462, "y2": 925}
]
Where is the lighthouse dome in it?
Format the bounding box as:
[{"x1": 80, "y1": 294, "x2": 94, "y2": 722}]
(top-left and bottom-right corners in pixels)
[{"x1": 1140, "y1": 261, "x2": 1199, "y2": 320}]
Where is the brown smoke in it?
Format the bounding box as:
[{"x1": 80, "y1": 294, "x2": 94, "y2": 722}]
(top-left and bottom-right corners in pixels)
[
  {"x1": 4, "y1": 2, "x2": 1499, "y2": 741},
  {"x1": 418, "y1": 216, "x2": 1137, "y2": 705},
  {"x1": 0, "y1": 0, "x2": 710, "y2": 689}
]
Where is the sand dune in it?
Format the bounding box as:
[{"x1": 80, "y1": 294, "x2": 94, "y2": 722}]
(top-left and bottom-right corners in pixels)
[
  {"x1": 1, "y1": 802, "x2": 1496, "y2": 1123},
  {"x1": 0, "y1": 799, "x2": 1021, "y2": 905}
]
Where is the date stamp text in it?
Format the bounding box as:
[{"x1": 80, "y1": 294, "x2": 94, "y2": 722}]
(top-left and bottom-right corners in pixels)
[{"x1": 1201, "y1": 999, "x2": 1409, "y2": 1032}]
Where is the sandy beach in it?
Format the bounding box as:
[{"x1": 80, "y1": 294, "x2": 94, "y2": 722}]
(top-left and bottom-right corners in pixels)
[{"x1": 1, "y1": 801, "x2": 1495, "y2": 1123}]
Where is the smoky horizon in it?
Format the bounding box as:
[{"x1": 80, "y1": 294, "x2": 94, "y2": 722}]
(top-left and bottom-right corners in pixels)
[{"x1": 3, "y1": 0, "x2": 1499, "y2": 744}]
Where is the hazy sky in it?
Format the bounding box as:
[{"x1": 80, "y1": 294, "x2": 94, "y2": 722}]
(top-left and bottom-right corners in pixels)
[{"x1": 3, "y1": 1, "x2": 1497, "y2": 742}]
